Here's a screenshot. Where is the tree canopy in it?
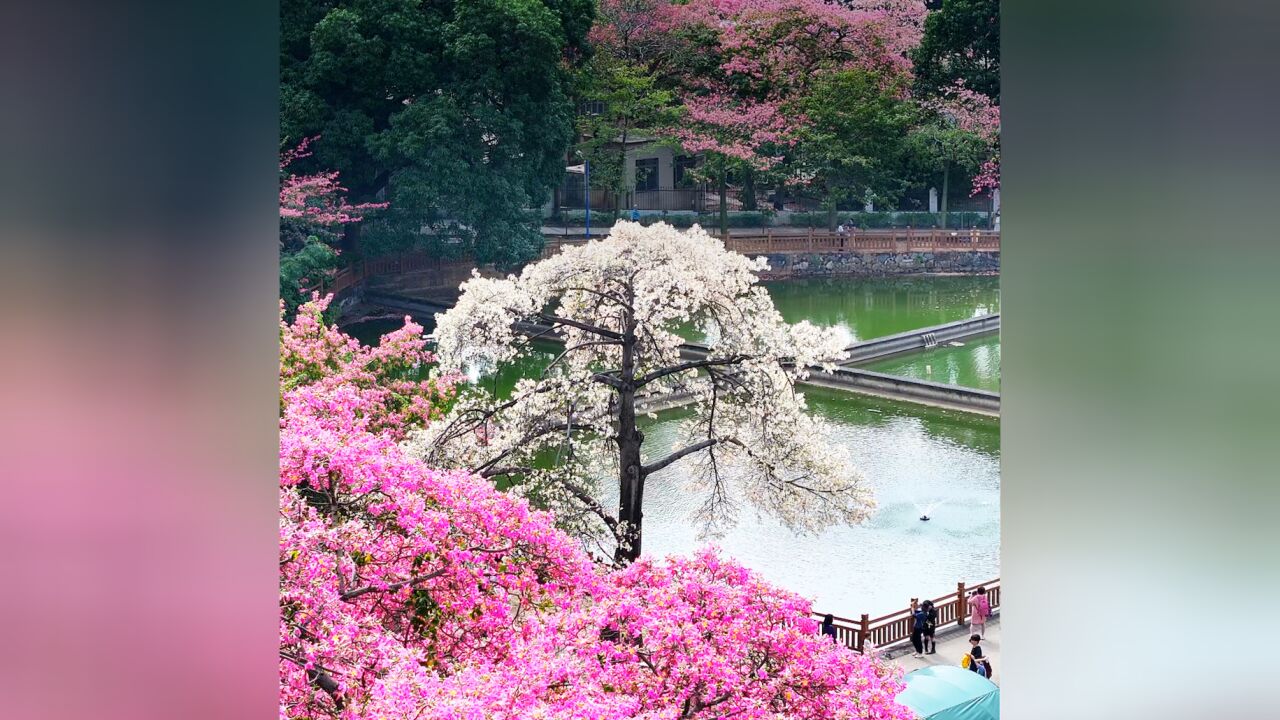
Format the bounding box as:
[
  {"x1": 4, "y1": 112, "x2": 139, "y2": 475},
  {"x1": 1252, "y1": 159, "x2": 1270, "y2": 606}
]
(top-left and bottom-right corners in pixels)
[
  {"x1": 412, "y1": 222, "x2": 872, "y2": 564},
  {"x1": 281, "y1": 0, "x2": 595, "y2": 267},
  {"x1": 793, "y1": 70, "x2": 917, "y2": 227},
  {"x1": 911, "y1": 0, "x2": 1000, "y2": 103}
]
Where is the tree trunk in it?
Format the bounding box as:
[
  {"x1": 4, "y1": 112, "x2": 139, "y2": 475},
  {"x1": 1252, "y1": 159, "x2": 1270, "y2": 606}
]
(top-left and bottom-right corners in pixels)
[
  {"x1": 614, "y1": 304, "x2": 645, "y2": 565},
  {"x1": 940, "y1": 160, "x2": 950, "y2": 230},
  {"x1": 742, "y1": 169, "x2": 757, "y2": 211},
  {"x1": 341, "y1": 222, "x2": 362, "y2": 257},
  {"x1": 826, "y1": 181, "x2": 838, "y2": 231}
]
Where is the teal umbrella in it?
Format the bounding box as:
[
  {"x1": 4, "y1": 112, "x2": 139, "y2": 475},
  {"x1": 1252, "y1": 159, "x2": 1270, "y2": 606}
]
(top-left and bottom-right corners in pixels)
[{"x1": 896, "y1": 665, "x2": 1000, "y2": 720}]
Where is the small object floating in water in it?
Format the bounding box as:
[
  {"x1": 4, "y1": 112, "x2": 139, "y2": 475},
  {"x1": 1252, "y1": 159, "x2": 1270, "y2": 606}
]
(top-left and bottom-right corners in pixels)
[
  {"x1": 948, "y1": 340, "x2": 964, "y2": 347},
  {"x1": 925, "y1": 364, "x2": 933, "y2": 374},
  {"x1": 919, "y1": 515, "x2": 930, "y2": 521}
]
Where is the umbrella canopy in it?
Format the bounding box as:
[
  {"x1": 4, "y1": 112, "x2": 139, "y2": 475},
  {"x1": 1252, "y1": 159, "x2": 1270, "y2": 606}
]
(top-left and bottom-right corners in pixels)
[{"x1": 896, "y1": 665, "x2": 1000, "y2": 720}]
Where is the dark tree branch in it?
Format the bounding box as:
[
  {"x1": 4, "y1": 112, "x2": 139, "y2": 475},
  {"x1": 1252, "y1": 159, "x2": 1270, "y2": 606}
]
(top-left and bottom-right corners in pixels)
[
  {"x1": 636, "y1": 355, "x2": 751, "y2": 387},
  {"x1": 642, "y1": 438, "x2": 718, "y2": 477},
  {"x1": 543, "y1": 340, "x2": 624, "y2": 377},
  {"x1": 562, "y1": 480, "x2": 621, "y2": 531},
  {"x1": 339, "y1": 568, "x2": 447, "y2": 602},
  {"x1": 539, "y1": 313, "x2": 624, "y2": 340}
]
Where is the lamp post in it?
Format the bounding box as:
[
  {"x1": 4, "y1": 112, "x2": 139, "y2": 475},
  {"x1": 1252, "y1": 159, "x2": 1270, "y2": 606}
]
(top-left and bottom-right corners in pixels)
[{"x1": 566, "y1": 154, "x2": 591, "y2": 239}]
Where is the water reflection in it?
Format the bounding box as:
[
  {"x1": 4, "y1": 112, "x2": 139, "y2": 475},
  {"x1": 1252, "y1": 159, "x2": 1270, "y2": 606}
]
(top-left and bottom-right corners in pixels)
[{"x1": 865, "y1": 334, "x2": 1002, "y2": 392}]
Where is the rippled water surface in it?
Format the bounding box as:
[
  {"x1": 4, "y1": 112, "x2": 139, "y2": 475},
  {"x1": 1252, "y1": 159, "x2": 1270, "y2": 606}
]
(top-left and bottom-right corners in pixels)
[
  {"x1": 865, "y1": 333, "x2": 1001, "y2": 392},
  {"x1": 613, "y1": 390, "x2": 1000, "y2": 616}
]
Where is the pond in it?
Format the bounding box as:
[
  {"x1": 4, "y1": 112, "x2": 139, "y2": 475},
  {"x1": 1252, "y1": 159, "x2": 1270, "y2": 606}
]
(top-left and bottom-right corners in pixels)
[
  {"x1": 864, "y1": 333, "x2": 1002, "y2": 392},
  {"x1": 342, "y1": 276, "x2": 1001, "y2": 615}
]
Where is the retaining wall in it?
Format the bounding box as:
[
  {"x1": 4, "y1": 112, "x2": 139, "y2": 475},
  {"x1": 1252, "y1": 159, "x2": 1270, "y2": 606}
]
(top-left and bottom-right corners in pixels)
[
  {"x1": 759, "y1": 251, "x2": 998, "y2": 278},
  {"x1": 843, "y1": 315, "x2": 1000, "y2": 365}
]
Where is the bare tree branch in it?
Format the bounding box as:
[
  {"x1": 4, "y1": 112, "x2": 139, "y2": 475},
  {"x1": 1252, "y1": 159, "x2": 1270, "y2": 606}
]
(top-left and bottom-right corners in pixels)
[
  {"x1": 539, "y1": 313, "x2": 624, "y2": 340},
  {"x1": 339, "y1": 568, "x2": 448, "y2": 602},
  {"x1": 636, "y1": 355, "x2": 751, "y2": 387},
  {"x1": 642, "y1": 438, "x2": 718, "y2": 476}
]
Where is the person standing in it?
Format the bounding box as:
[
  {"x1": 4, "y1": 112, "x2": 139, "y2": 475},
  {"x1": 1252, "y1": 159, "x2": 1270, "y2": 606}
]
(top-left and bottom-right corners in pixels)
[
  {"x1": 967, "y1": 586, "x2": 990, "y2": 638},
  {"x1": 630, "y1": 206, "x2": 640, "y2": 223},
  {"x1": 921, "y1": 599, "x2": 939, "y2": 654},
  {"x1": 820, "y1": 613, "x2": 838, "y2": 643},
  {"x1": 910, "y1": 604, "x2": 928, "y2": 658}
]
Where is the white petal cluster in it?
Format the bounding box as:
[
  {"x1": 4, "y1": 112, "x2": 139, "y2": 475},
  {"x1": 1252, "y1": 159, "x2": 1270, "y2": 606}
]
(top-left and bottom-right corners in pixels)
[{"x1": 407, "y1": 222, "x2": 872, "y2": 547}]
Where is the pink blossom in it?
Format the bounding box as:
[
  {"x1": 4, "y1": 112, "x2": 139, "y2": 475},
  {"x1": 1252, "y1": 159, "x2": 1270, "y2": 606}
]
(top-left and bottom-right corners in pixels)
[{"x1": 278, "y1": 295, "x2": 912, "y2": 719}]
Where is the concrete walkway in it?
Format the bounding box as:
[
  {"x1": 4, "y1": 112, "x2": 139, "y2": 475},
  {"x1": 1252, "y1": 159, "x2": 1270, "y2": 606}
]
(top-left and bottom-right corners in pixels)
[
  {"x1": 880, "y1": 615, "x2": 1000, "y2": 685},
  {"x1": 541, "y1": 224, "x2": 823, "y2": 237}
]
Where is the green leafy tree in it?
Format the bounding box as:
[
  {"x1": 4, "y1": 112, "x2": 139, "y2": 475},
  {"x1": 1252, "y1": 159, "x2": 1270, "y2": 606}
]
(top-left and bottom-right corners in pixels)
[
  {"x1": 281, "y1": 0, "x2": 595, "y2": 268},
  {"x1": 911, "y1": 0, "x2": 1000, "y2": 103},
  {"x1": 572, "y1": 56, "x2": 681, "y2": 212},
  {"x1": 793, "y1": 70, "x2": 915, "y2": 230},
  {"x1": 905, "y1": 110, "x2": 989, "y2": 229}
]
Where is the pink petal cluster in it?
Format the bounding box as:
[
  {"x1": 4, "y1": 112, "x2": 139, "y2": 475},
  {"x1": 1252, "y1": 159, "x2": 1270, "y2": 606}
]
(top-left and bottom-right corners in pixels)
[
  {"x1": 280, "y1": 137, "x2": 388, "y2": 226},
  {"x1": 279, "y1": 297, "x2": 913, "y2": 719},
  {"x1": 280, "y1": 294, "x2": 458, "y2": 439},
  {"x1": 657, "y1": 0, "x2": 925, "y2": 167}
]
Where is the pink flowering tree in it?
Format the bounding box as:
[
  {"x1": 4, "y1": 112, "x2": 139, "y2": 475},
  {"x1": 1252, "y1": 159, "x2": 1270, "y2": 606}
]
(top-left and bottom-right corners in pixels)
[
  {"x1": 279, "y1": 294, "x2": 456, "y2": 437},
  {"x1": 279, "y1": 297, "x2": 914, "y2": 719},
  {"x1": 279, "y1": 137, "x2": 387, "y2": 314},
  {"x1": 664, "y1": 0, "x2": 925, "y2": 232},
  {"x1": 906, "y1": 82, "x2": 999, "y2": 227}
]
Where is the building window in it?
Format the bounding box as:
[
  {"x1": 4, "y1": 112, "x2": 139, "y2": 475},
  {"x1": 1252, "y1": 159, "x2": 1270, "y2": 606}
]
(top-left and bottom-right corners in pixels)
[
  {"x1": 674, "y1": 155, "x2": 697, "y2": 187},
  {"x1": 635, "y1": 157, "x2": 659, "y2": 192},
  {"x1": 578, "y1": 100, "x2": 605, "y2": 116}
]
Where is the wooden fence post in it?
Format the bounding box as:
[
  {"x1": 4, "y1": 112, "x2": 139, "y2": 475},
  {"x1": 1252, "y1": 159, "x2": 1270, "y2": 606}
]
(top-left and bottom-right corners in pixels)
[
  {"x1": 857, "y1": 613, "x2": 870, "y2": 653},
  {"x1": 956, "y1": 581, "x2": 967, "y2": 627}
]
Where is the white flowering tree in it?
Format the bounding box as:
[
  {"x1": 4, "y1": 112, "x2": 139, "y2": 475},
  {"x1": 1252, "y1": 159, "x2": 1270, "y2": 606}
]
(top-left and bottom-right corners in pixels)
[{"x1": 407, "y1": 222, "x2": 873, "y2": 564}]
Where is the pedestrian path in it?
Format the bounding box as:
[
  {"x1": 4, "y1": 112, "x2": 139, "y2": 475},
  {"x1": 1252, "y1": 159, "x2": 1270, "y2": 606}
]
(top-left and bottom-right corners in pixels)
[{"x1": 880, "y1": 615, "x2": 1000, "y2": 685}]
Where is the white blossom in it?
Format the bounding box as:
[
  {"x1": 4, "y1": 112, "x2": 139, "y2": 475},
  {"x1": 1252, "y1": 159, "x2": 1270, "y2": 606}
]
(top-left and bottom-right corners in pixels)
[{"x1": 404, "y1": 222, "x2": 872, "y2": 557}]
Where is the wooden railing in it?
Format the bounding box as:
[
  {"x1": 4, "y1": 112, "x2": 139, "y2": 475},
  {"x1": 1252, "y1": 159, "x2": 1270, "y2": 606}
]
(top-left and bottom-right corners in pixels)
[
  {"x1": 542, "y1": 229, "x2": 998, "y2": 258},
  {"x1": 724, "y1": 228, "x2": 999, "y2": 255},
  {"x1": 816, "y1": 578, "x2": 1000, "y2": 653}
]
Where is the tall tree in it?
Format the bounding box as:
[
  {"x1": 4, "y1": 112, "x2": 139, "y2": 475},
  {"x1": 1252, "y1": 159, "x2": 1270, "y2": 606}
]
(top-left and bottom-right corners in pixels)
[
  {"x1": 279, "y1": 137, "x2": 386, "y2": 315},
  {"x1": 411, "y1": 222, "x2": 872, "y2": 565},
  {"x1": 280, "y1": 0, "x2": 595, "y2": 268},
  {"x1": 572, "y1": 53, "x2": 681, "y2": 212},
  {"x1": 667, "y1": 0, "x2": 924, "y2": 233},
  {"x1": 793, "y1": 70, "x2": 916, "y2": 229},
  {"x1": 906, "y1": 82, "x2": 999, "y2": 225},
  {"x1": 911, "y1": 0, "x2": 1000, "y2": 103}
]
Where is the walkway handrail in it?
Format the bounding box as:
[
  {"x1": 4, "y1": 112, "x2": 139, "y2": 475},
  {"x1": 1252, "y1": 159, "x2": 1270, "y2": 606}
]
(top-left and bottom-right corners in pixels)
[
  {"x1": 724, "y1": 228, "x2": 999, "y2": 256},
  {"x1": 816, "y1": 578, "x2": 1001, "y2": 653}
]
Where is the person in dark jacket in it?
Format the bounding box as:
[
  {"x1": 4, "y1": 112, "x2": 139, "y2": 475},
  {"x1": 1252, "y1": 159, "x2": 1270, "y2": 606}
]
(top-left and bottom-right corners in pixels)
[
  {"x1": 921, "y1": 599, "x2": 939, "y2": 654},
  {"x1": 820, "y1": 613, "x2": 838, "y2": 643},
  {"x1": 910, "y1": 604, "x2": 928, "y2": 657}
]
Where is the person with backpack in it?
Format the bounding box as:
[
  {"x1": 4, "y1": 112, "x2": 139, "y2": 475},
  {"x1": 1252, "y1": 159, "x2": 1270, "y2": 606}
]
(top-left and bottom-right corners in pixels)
[
  {"x1": 967, "y1": 586, "x2": 991, "y2": 638},
  {"x1": 921, "y1": 599, "x2": 939, "y2": 654},
  {"x1": 910, "y1": 603, "x2": 928, "y2": 658},
  {"x1": 962, "y1": 634, "x2": 994, "y2": 679}
]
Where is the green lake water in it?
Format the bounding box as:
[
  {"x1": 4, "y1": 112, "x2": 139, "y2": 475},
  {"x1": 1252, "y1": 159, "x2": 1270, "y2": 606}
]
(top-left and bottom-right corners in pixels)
[
  {"x1": 343, "y1": 276, "x2": 1001, "y2": 615},
  {"x1": 762, "y1": 276, "x2": 999, "y2": 344},
  {"x1": 864, "y1": 333, "x2": 1002, "y2": 391}
]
